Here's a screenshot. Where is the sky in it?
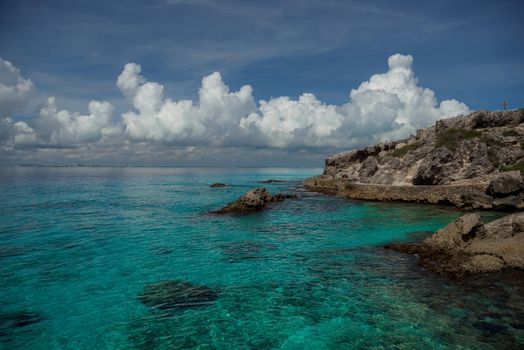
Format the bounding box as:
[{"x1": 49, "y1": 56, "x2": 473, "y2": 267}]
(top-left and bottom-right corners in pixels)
[{"x1": 0, "y1": 0, "x2": 523, "y2": 166}]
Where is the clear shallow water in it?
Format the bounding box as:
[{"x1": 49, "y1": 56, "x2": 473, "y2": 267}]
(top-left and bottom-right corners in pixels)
[{"x1": 0, "y1": 166, "x2": 522, "y2": 349}]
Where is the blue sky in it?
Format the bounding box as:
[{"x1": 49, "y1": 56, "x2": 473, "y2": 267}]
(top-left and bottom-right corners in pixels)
[{"x1": 0, "y1": 0, "x2": 523, "y2": 166}]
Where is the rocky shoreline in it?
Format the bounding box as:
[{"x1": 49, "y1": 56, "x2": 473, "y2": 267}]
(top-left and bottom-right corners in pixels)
[
  {"x1": 304, "y1": 109, "x2": 524, "y2": 275},
  {"x1": 305, "y1": 109, "x2": 524, "y2": 210},
  {"x1": 384, "y1": 212, "x2": 524, "y2": 277}
]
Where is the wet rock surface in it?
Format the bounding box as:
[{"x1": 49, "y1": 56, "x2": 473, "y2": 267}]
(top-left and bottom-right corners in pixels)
[
  {"x1": 137, "y1": 280, "x2": 219, "y2": 310},
  {"x1": 213, "y1": 188, "x2": 297, "y2": 214},
  {"x1": 385, "y1": 212, "x2": 524, "y2": 277}
]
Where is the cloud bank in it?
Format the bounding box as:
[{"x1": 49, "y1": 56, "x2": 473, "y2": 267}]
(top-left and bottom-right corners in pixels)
[
  {"x1": 0, "y1": 58, "x2": 34, "y2": 118},
  {"x1": 1, "y1": 54, "x2": 470, "y2": 159},
  {"x1": 116, "y1": 53, "x2": 469, "y2": 149}
]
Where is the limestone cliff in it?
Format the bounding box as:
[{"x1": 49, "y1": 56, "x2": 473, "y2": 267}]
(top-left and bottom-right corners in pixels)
[{"x1": 305, "y1": 109, "x2": 524, "y2": 210}]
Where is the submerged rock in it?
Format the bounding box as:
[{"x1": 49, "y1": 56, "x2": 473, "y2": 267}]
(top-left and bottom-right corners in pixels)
[
  {"x1": 218, "y1": 240, "x2": 277, "y2": 262},
  {"x1": 152, "y1": 246, "x2": 173, "y2": 255},
  {"x1": 213, "y1": 188, "x2": 297, "y2": 214},
  {"x1": 210, "y1": 183, "x2": 228, "y2": 188},
  {"x1": 259, "y1": 179, "x2": 286, "y2": 183},
  {"x1": 0, "y1": 310, "x2": 43, "y2": 336},
  {"x1": 385, "y1": 212, "x2": 524, "y2": 277},
  {"x1": 137, "y1": 280, "x2": 219, "y2": 310}
]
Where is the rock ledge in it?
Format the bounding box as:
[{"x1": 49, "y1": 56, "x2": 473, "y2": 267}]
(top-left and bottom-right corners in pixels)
[{"x1": 385, "y1": 212, "x2": 524, "y2": 277}]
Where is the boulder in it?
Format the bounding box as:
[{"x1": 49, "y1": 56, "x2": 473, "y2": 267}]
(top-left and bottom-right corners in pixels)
[
  {"x1": 492, "y1": 193, "x2": 524, "y2": 210},
  {"x1": 213, "y1": 188, "x2": 296, "y2": 214},
  {"x1": 385, "y1": 212, "x2": 524, "y2": 277},
  {"x1": 137, "y1": 280, "x2": 219, "y2": 310},
  {"x1": 427, "y1": 213, "x2": 485, "y2": 249},
  {"x1": 486, "y1": 172, "x2": 524, "y2": 197}
]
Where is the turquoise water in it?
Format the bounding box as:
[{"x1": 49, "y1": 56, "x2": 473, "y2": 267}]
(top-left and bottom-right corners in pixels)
[{"x1": 0, "y1": 166, "x2": 522, "y2": 349}]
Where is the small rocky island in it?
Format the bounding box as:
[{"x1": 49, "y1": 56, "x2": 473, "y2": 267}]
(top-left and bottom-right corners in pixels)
[
  {"x1": 305, "y1": 109, "x2": 524, "y2": 275},
  {"x1": 213, "y1": 187, "x2": 296, "y2": 214},
  {"x1": 305, "y1": 109, "x2": 524, "y2": 210}
]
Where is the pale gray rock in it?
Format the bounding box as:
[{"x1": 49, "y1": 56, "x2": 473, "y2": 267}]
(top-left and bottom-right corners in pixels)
[{"x1": 487, "y1": 172, "x2": 524, "y2": 197}]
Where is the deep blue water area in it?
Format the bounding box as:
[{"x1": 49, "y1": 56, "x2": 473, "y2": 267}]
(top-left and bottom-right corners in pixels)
[{"x1": 0, "y1": 166, "x2": 522, "y2": 349}]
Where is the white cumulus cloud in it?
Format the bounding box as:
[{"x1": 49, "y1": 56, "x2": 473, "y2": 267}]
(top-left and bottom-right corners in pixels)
[
  {"x1": 242, "y1": 53, "x2": 469, "y2": 148},
  {"x1": 0, "y1": 57, "x2": 34, "y2": 118},
  {"x1": 12, "y1": 97, "x2": 117, "y2": 147},
  {"x1": 3, "y1": 54, "x2": 470, "y2": 156},
  {"x1": 118, "y1": 63, "x2": 257, "y2": 145},
  {"x1": 119, "y1": 53, "x2": 469, "y2": 149}
]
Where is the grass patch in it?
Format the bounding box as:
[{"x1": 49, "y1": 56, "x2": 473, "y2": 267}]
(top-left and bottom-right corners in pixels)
[
  {"x1": 503, "y1": 129, "x2": 520, "y2": 137},
  {"x1": 501, "y1": 160, "x2": 524, "y2": 177},
  {"x1": 435, "y1": 128, "x2": 482, "y2": 151},
  {"x1": 390, "y1": 141, "x2": 423, "y2": 158}
]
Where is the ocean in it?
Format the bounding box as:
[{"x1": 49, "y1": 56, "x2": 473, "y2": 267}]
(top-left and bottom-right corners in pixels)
[{"x1": 0, "y1": 166, "x2": 522, "y2": 349}]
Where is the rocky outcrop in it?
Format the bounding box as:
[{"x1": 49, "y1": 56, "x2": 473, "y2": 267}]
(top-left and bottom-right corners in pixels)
[
  {"x1": 305, "y1": 109, "x2": 524, "y2": 210},
  {"x1": 213, "y1": 188, "x2": 296, "y2": 214},
  {"x1": 259, "y1": 179, "x2": 286, "y2": 183},
  {"x1": 210, "y1": 183, "x2": 228, "y2": 188},
  {"x1": 384, "y1": 212, "x2": 524, "y2": 277}
]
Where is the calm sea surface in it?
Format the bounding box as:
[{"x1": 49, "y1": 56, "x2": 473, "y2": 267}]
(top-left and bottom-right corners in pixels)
[{"x1": 0, "y1": 166, "x2": 522, "y2": 349}]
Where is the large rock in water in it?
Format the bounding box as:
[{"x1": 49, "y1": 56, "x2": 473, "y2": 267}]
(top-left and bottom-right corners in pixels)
[
  {"x1": 137, "y1": 280, "x2": 219, "y2": 310},
  {"x1": 385, "y1": 212, "x2": 524, "y2": 277},
  {"x1": 213, "y1": 188, "x2": 296, "y2": 214}
]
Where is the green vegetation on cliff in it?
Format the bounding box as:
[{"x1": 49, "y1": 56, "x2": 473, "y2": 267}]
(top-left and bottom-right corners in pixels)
[{"x1": 435, "y1": 128, "x2": 482, "y2": 151}]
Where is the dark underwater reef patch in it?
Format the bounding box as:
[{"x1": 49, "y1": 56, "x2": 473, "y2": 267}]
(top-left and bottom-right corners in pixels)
[
  {"x1": 137, "y1": 280, "x2": 219, "y2": 311},
  {"x1": 0, "y1": 310, "x2": 44, "y2": 340},
  {"x1": 218, "y1": 240, "x2": 278, "y2": 262}
]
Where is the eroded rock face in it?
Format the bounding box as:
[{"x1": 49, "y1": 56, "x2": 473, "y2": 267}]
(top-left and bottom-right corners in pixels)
[
  {"x1": 427, "y1": 213, "x2": 485, "y2": 250},
  {"x1": 487, "y1": 172, "x2": 524, "y2": 197},
  {"x1": 307, "y1": 109, "x2": 524, "y2": 210},
  {"x1": 213, "y1": 188, "x2": 296, "y2": 214},
  {"x1": 359, "y1": 156, "x2": 378, "y2": 183},
  {"x1": 385, "y1": 212, "x2": 524, "y2": 277},
  {"x1": 412, "y1": 147, "x2": 454, "y2": 185},
  {"x1": 137, "y1": 280, "x2": 219, "y2": 310}
]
